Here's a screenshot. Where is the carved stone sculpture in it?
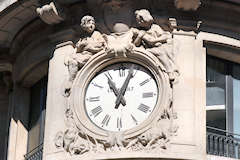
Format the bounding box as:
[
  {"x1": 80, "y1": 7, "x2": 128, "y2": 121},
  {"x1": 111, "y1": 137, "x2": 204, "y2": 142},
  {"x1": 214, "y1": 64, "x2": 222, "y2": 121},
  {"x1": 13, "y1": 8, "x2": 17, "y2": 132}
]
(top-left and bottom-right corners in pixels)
[
  {"x1": 132, "y1": 9, "x2": 179, "y2": 82},
  {"x1": 54, "y1": 108, "x2": 92, "y2": 155},
  {"x1": 57, "y1": 9, "x2": 179, "y2": 157},
  {"x1": 63, "y1": 15, "x2": 106, "y2": 97},
  {"x1": 36, "y1": 2, "x2": 66, "y2": 25}
]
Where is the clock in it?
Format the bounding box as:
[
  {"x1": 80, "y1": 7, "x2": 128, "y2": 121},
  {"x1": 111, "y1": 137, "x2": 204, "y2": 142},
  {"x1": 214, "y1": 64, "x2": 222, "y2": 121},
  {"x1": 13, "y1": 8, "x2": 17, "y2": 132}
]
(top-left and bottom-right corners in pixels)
[
  {"x1": 85, "y1": 62, "x2": 158, "y2": 132},
  {"x1": 71, "y1": 51, "x2": 171, "y2": 140}
]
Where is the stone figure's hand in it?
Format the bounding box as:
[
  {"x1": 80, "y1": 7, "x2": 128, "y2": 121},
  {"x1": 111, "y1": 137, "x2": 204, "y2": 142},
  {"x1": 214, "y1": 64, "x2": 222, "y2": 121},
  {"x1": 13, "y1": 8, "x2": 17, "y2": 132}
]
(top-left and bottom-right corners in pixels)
[
  {"x1": 133, "y1": 30, "x2": 145, "y2": 46},
  {"x1": 76, "y1": 40, "x2": 88, "y2": 51}
]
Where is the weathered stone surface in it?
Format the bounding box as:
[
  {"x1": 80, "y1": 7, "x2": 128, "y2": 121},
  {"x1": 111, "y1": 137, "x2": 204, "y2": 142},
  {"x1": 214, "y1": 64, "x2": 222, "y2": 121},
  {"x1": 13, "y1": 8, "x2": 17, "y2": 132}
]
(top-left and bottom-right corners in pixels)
[{"x1": 43, "y1": 41, "x2": 74, "y2": 159}]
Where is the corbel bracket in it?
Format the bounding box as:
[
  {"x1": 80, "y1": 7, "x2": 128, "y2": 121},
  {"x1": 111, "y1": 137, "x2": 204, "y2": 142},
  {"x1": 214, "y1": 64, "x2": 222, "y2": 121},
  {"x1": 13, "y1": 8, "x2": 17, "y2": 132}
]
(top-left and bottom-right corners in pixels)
[{"x1": 36, "y1": 2, "x2": 66, "y2": 25}]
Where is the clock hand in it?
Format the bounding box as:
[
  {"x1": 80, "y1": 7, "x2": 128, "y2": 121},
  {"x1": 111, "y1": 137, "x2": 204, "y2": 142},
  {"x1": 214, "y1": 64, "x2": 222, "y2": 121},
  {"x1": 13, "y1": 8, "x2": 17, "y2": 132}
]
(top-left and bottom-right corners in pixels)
[
  {"x1": 115, "y1": 65, "x2": 134, "y2": 109},
  {"x1": 104, "y1": 74, "x2": 126, "y2": 106}
]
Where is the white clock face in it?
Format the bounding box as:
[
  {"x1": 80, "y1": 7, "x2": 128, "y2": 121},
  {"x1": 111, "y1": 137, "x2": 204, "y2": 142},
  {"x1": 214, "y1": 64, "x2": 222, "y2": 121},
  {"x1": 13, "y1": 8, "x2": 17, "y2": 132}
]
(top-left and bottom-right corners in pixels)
[{"x1": 85, "y1": 62, "x2": 158, "y2": 132}]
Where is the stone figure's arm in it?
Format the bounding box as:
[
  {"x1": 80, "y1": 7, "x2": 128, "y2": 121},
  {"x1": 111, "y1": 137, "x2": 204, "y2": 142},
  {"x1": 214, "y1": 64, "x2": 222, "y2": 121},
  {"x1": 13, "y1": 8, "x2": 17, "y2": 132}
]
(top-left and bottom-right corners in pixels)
[
  {"x1": 76, "y1": 39, "x2": 88, "y2": 52},
  {"x1": 142, "y1": 34, "x2": 168, "y2": 46},
  {"x1": 93, "y1": 31, "x2": 106, "y2": 44},
  {"x1": 131, "y1": 28, "x2": 145, "y2": 47},
  {"x1": 85, "y1": 32, "x2": 106, "y2": 53},
  {"x1": 86, "y1": 43, "x2": 105, "y2": 53}
]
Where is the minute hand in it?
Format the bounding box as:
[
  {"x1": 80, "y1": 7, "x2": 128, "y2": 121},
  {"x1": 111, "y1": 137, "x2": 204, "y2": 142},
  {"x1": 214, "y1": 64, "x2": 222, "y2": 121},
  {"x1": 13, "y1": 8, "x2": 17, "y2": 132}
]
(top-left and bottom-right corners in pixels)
[
  {"x1": 107, "y1": 76, "x2": 126, "y2": 106},
  {"x1": 115, "y1": 66, "x2": 134, "y2": 109}
]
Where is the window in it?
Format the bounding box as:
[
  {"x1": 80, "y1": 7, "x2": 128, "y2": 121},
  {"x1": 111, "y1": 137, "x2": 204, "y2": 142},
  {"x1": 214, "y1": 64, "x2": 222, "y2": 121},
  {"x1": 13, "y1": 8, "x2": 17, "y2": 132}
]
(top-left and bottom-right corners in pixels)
[
  {"x1": 206, "y1": 55, "x2": 240, "y2": 137},
  {"x1": 26, "y1": 76, "x2": 47, "y2": 159}
]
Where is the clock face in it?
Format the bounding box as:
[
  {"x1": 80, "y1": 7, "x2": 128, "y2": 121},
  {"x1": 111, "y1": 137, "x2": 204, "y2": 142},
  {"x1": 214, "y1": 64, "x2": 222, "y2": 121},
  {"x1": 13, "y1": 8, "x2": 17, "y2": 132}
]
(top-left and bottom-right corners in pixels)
[{"x1": 85, "y1": 62, "x2": 158, "y2": 132}]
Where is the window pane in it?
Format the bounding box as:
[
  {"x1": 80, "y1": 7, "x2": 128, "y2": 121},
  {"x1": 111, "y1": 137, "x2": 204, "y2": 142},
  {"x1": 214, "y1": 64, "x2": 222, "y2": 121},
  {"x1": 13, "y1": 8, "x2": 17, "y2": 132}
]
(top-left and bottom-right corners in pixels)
[
  {"x1": 27, "y1": 76, "x2": 47, "y2": 152},
  {"x1": 206, "y1": 56, "x2": 226, "y2": 106},
  {"x1": 232, "y1": 64, "x2": 240, "y2": 138},
  {"x1": 206, "y1": 56, "x2": 226, "y2": 132}
]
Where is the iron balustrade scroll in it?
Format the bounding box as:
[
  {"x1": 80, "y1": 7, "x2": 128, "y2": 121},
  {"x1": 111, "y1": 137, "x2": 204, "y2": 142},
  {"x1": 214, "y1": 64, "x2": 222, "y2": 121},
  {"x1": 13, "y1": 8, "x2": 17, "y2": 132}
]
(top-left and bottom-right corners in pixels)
[
  {"x1": 207, "y1": 126, "x2": 240, "y2": 159},
  {"x1": 24, "y1": 143, "x2": 43, "y2": 160}
]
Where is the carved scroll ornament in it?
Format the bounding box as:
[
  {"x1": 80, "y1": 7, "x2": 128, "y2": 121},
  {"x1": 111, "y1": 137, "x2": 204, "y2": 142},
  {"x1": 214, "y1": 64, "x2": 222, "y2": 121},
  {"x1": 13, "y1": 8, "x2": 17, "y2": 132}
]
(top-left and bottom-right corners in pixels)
[{"x1": 57, "y1": 9, "x2": 179, "y2": 157}]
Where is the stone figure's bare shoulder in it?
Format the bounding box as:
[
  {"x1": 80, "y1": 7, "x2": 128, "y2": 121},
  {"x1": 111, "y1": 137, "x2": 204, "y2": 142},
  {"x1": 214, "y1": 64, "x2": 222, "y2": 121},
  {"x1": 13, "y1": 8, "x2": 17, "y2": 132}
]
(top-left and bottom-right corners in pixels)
[
  {"x1": 92, "y1": 31, "x2": 105, "y2": 42},
  {"x1": 148, "y1": 24, "x2": 165, "y2": 35}
]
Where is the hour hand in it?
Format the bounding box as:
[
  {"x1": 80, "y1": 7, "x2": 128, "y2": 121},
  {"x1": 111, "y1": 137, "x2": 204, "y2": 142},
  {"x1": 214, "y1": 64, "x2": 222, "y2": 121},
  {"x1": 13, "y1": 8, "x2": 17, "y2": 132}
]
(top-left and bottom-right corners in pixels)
[
  {"x1": 115, "y1": 65, "x2": 134, "y2": 109},
  {"x1": 105, "y1": 74, "x2": 126, "y2": 106}
]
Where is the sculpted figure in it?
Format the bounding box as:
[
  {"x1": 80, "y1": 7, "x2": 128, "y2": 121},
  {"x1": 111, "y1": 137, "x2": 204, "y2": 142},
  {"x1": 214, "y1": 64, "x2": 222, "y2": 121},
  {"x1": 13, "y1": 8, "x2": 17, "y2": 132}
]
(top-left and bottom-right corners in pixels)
[
  {"x1": 132, "y1": 9, "x2": 179, "y2": 81},
  {"x1": 75, "y1": 15, "x2": 106, "y2": 65},
  {"x1": 63, "y1": 15, "x2": 106, "y2": 97}
]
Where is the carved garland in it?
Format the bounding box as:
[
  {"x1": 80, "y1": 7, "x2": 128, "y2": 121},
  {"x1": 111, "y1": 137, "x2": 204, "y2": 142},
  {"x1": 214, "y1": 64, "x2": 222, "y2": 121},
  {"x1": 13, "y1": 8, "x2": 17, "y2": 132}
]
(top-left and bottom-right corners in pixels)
[{"x1": 55, "y1": 9, "x2": 179, "y2": 157}]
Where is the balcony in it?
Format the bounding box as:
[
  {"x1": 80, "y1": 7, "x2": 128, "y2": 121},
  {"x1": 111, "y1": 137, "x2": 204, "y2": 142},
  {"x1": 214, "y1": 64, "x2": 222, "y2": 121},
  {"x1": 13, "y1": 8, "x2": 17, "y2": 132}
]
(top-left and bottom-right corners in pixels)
[
  {"x1": 207, "y1": 126, "x2": 240, "y2": 159},
  {"x1": 24, "y1": 143, "x2": 43, "y2": 160}
]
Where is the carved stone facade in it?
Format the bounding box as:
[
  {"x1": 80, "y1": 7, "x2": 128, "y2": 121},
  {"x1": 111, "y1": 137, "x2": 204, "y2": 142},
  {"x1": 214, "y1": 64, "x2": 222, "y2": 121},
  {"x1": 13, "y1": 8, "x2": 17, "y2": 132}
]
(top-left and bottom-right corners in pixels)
[
  {"x1": 53, "y1": 8, "x2": 181, "y2": 158},
  {"x1": 5, "y1": 0, "x2": 240, "y2": 160}
]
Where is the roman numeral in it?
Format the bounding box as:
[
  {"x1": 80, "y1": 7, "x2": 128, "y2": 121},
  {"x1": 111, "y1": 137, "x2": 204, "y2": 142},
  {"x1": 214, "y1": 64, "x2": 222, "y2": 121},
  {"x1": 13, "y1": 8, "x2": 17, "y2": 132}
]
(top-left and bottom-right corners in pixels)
[
  {"x1": 89, "y1": 96, "x2": 100, "y2": 102},
  {"x1": 91, "y1": 106, "x2": 102, "y2": 117},
  {"x1": 131, "y1": 114, "x2": 138, "y2": 125},
  {"x1": 107, "y1": 72, "x2": 112, "y2": 79},
  {"x1": 138, "y1": 104, "x2": 150, "y2": 113},
  {"x1": 101, "y1": 114, "x2": 111, "y2": 127},
  {"x1": 139, "y1": 78, "x2": 151, "y2": 86},
  {"x1": 117, "y1": 117, "x2": 122, "y2": 130},
  {"x1": 119, "y1": 68, "x2": 125, "y2": 77},
  {"x1": 92, "y1": 82, "x2": 103, "y2": 89},
  {"x1": 142, "y1": 92, "x2": 154, "y2": 98}
]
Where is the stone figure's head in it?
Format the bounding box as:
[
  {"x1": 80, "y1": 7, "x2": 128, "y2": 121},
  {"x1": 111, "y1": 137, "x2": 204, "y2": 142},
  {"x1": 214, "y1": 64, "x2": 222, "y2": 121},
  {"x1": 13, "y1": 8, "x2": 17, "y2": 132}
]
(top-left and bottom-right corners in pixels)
[
  {"x1": 135, "y1": 9, "x2": 154, "y2": 29},
  {"x1": 81, "y1": 15, "x2": 95, "y2": 33}
]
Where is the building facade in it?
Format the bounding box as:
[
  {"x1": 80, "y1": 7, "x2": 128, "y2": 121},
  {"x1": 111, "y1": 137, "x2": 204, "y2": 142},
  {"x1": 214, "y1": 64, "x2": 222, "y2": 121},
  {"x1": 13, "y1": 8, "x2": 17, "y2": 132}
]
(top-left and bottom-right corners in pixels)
[{"x1": 0, "y1": 0, "x2": 240, "y2": 160}]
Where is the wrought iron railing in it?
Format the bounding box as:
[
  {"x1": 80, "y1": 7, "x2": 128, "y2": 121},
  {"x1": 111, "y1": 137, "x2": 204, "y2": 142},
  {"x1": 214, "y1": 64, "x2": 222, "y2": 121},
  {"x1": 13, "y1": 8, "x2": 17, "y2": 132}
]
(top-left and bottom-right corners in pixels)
[
  {"x1": 207, "y1": 126, "x2": 240, "y2": 159},
  {"x1": 24, "y1": 143, "x2": 43, "y2": 160}
]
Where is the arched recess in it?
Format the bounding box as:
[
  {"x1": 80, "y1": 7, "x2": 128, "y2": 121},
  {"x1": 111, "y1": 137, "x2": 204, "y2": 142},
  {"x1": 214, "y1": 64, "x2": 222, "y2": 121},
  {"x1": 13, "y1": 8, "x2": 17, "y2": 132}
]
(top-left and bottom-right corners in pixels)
[
  {"x1": 11, "y1": 20, "x2": 55, "y2": 87},
  {"x1": 6, "y1": 18, "x2": 56, "y2": 160}
]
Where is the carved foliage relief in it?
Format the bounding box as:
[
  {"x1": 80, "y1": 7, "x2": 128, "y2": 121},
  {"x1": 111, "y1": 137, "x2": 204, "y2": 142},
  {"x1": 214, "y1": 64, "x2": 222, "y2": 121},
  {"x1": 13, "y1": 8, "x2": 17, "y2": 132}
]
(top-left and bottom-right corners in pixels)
[{"x1": 56, "y1": 9, "x2": 179, "y2": 157}]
